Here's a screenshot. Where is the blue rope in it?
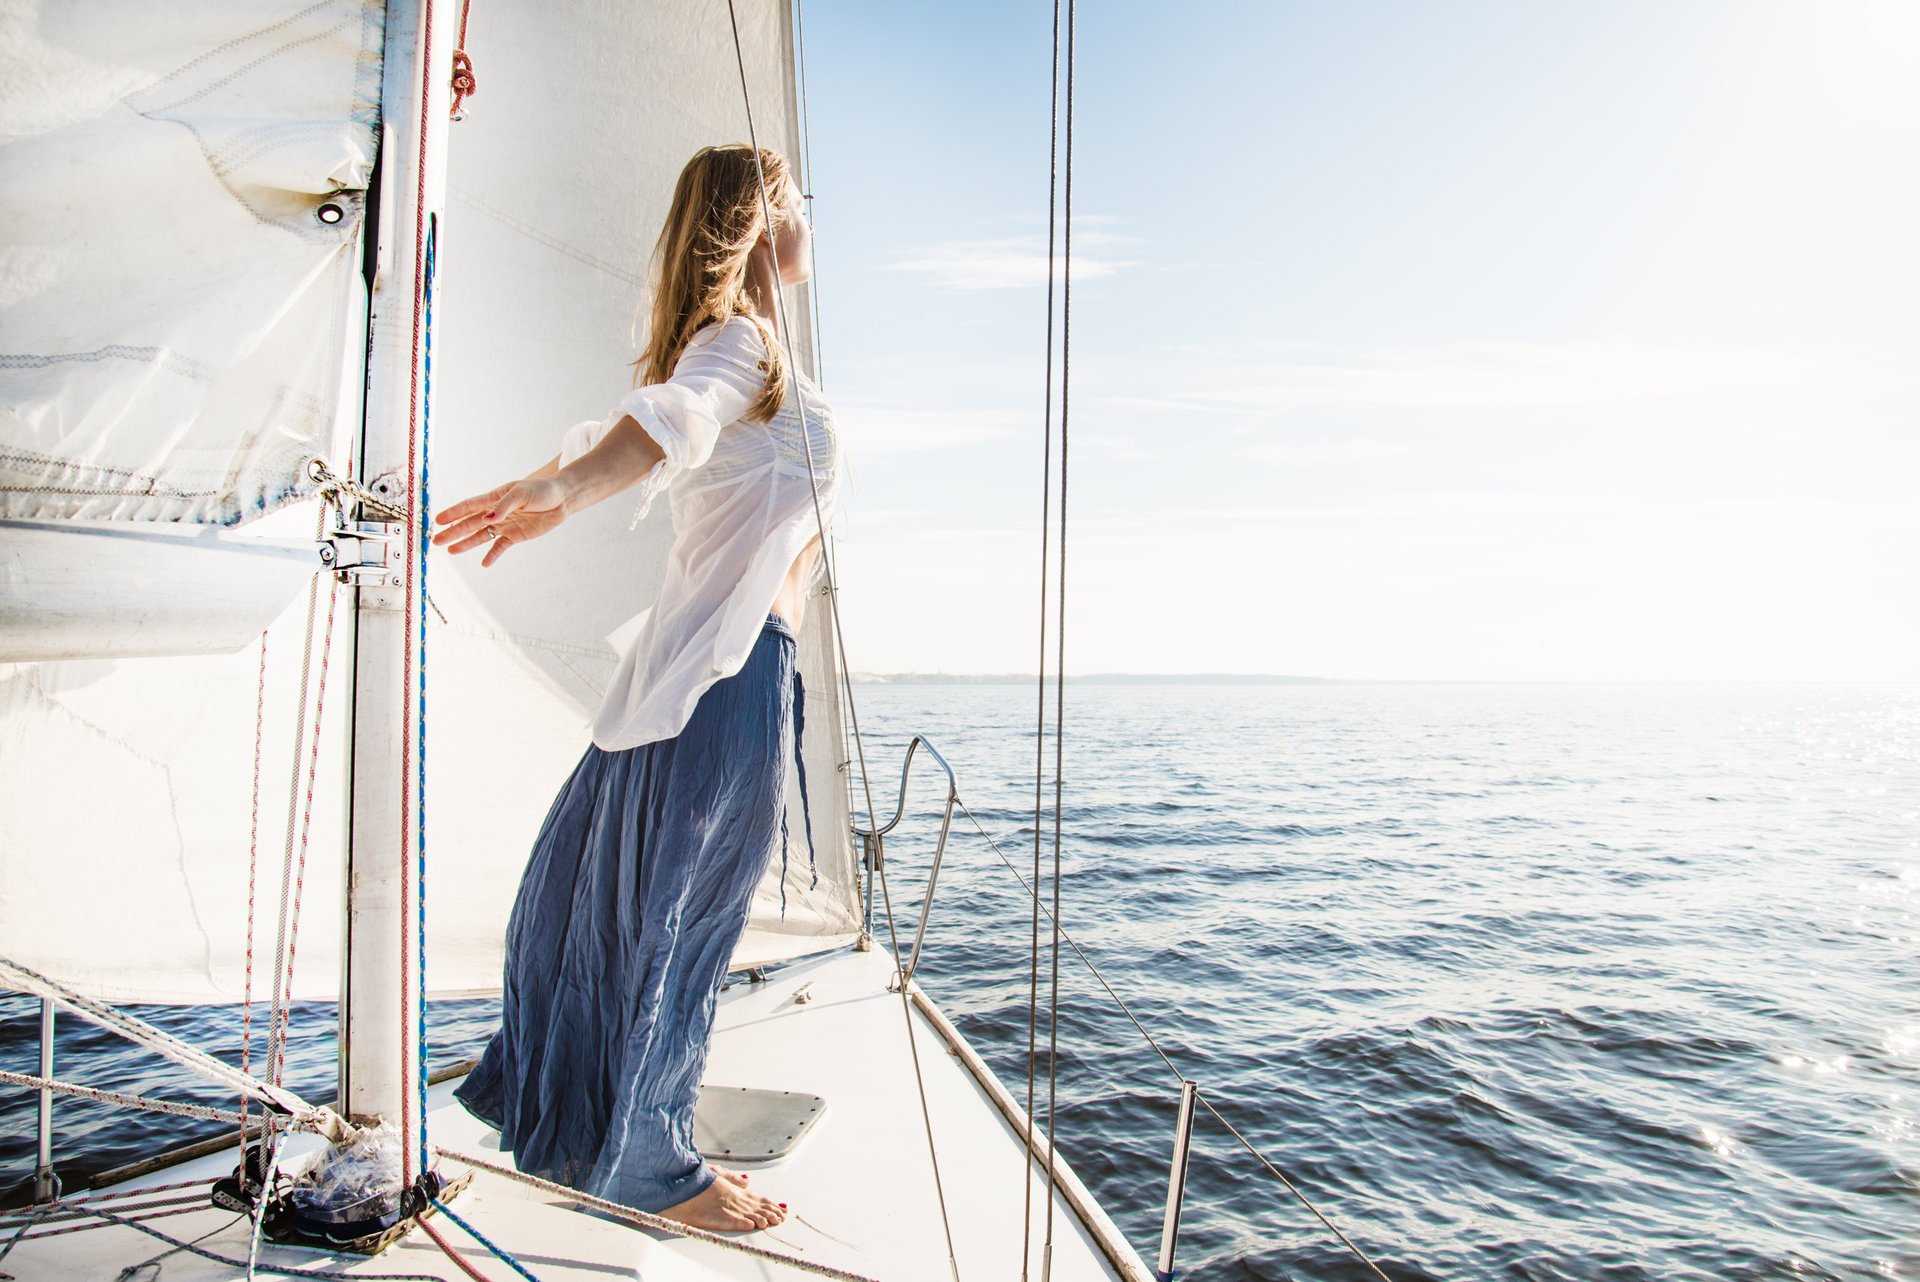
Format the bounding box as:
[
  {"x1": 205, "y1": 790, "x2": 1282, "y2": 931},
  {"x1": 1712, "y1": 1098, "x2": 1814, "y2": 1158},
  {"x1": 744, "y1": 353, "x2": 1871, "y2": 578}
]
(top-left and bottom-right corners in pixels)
[
  {"x1": 416, "y1": 218, "x2": 436, "y2": 1179},
  {"x1": 430, "y1": 1198, "x2": 543, "y2": 1282}
]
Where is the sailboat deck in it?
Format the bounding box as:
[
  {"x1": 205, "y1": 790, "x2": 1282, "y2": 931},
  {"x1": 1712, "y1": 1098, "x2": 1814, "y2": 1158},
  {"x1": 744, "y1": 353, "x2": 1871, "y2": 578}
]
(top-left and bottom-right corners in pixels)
[{"x1": 8, "y1": 946, "x2": 1150, "y2": 1281}]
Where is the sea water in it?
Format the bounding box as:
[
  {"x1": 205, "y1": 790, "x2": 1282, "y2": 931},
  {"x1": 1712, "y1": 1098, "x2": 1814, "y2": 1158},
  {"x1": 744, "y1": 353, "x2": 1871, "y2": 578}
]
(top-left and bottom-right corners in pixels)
[{"x1": 4, "y1": 683, "x2": 1914, "y2": 1280}]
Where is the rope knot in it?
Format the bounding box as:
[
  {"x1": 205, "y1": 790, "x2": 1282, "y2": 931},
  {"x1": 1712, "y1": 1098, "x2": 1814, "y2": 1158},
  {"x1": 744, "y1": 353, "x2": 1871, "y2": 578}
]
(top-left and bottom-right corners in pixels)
[{"x1": 450, "y1": 50, "x2": 478, "y2": 118}]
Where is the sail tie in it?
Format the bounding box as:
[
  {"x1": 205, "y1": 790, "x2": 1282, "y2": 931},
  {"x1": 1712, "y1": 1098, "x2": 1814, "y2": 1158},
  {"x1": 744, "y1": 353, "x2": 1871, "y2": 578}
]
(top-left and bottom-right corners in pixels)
[{"x1": 449, "y1": 0, "x2": 478, "y2": 120}]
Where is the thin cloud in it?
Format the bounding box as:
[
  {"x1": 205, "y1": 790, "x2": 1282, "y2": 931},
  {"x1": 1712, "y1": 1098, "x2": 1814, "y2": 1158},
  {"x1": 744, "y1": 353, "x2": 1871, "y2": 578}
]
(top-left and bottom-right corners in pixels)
[
  {"x1": 1241, "y1": 438, "x2": 1418, "y2": 466},
  {"x1": 831, "y1": 400, "x2": 1026, "y2": 455},
  {"x1": 1101, "y1": 338, "x2": 1873, "y2": 420},
  {"x1": 889, "y1": 229, "x2": 1141, "y2": 291}
]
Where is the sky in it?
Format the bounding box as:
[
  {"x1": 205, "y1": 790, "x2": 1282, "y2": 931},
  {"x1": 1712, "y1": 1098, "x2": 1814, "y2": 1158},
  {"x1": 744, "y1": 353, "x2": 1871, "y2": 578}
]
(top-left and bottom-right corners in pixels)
[{"x1": 797, "y1": 0, "x2": 1919, "y2": 680}]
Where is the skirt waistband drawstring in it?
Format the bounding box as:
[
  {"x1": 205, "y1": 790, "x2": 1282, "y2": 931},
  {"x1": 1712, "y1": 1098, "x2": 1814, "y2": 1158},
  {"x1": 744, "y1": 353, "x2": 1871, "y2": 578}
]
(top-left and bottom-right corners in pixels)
[{"x1": 775, "y1": 621, "x2": 816, "y2": 918}]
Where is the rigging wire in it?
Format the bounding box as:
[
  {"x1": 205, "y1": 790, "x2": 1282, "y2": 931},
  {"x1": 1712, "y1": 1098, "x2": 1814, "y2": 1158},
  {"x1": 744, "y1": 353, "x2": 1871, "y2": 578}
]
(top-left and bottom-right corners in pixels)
[
  {"x1": 1024, "y1": 0, "x2": 1065, "y2": 1274},
  {"x1": 722, "y1": 3, "x2": 962, "y2": 1277},
  {"x1": 1195, "y1": 1095, "x2": 1396, "y2": 1282},
  {"x1": 1039, "y1": 2, "x2": 1077, "y2": 1277},
  {"x1": 792, "y1": 0, "x2": 826, "y2": 387}
]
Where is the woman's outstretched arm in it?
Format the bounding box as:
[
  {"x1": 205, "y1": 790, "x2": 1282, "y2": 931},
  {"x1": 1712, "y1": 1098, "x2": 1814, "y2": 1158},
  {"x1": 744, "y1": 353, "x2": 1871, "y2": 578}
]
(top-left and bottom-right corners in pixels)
[
  {"x1": 433, "y1": 316, "x2": 770, "y2": 566},
  {"x1": 431, "y1": 416, "x2": 666, "y2": 567}
]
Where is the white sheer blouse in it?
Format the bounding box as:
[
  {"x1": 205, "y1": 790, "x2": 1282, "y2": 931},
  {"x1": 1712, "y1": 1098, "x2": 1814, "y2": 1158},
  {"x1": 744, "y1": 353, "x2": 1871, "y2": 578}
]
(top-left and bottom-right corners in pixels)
[{"x1": 557, "y1": 315, "x2": 841, "y2": 751}]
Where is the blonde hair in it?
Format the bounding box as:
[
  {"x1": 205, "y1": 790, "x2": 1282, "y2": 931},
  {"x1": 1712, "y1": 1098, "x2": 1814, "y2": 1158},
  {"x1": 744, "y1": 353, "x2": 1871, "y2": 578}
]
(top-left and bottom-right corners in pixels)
[{"x1": 638, "y1": 143, "x2": 795, "y2": 423}]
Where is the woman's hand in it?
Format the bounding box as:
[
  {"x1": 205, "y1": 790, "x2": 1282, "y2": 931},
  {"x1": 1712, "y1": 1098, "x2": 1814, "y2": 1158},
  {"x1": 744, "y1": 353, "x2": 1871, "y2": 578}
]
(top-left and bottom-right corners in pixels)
[{"x1": 432, "y1": 476, "x2": 570, "y2": 567}]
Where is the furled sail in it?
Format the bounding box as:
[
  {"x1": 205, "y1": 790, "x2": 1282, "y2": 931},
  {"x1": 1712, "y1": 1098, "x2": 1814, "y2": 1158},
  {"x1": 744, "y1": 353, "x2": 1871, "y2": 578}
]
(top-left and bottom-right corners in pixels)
[
  {"x1": 0, "y1": 0, "x2": 382, "y2": 528},
  {"x1": 0, "y1": 0, "x2": 385, "y2": 658},
  {"x1": 0, "y1": 0, "x2": 858, "y2": 1005}
]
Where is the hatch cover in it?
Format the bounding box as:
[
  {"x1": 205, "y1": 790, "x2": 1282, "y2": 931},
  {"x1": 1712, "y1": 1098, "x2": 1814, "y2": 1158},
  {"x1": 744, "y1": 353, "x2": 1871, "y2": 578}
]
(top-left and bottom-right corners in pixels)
[{"x1": 694, "y1": 1085, "x2": 827, "y2": 1162}]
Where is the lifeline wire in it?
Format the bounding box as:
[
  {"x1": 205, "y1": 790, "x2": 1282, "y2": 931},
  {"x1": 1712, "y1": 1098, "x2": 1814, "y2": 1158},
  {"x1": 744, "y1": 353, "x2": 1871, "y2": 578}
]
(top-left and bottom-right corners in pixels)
[
  {"x1": 0, "y1": 1072, "x2": 245, "y2": 1126},
  {"x1": 0, "y1": 957, "x2": 346, "y2": 1136},
  {"x1": 953, "y1": 798, "x2": 1402, "y2": 1280},
  {"x1": 722, "y1": 5, "x2": 962, "y2": 1278}
]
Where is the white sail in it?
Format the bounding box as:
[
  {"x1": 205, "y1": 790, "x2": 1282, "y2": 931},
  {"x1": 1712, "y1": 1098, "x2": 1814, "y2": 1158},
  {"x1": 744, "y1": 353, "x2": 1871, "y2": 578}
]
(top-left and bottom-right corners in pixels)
[
  {"x1": 0, "y1": 0, "x2": 382, "y2": 528},
  {"x1": 0, "y1": 0, "x2": 859, "y2": 1005},
  {"x1": 428, "y1": 0, "x2": 859, "y2": 975}
]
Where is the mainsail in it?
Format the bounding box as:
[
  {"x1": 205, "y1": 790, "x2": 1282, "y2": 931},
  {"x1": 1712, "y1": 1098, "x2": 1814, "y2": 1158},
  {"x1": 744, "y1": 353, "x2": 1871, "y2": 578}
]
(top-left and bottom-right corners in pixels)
[{"x1": 0, "y1": 0, "x2": 859, "y2": 1007}]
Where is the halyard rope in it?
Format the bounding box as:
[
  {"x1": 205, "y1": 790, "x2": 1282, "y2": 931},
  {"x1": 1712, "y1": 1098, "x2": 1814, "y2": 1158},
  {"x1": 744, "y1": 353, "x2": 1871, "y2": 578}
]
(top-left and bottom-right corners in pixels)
[
  {"x1": 240, "y1": 627, "x2": 267, "y2": 1163},
  {"x1": 400, "y1": 0, "x2": 437, "y2": 1188},
  {"x1": 271, "y1": 567, "x2": 340, "y2": 1095},
  {"x1": 723, "y1": 5, "x2": 961, "y2": 1276},
  {"x1": 426, "y1": 1198, "x2": 538, "y2": 1282},
  {"x1": 434, "y1": 1148, "x2": 882, "y2": 1282},
  {"x1": 263, "y1": 503, "x2": 328, "y2": 1095},
  {"x1": 308, "y1": 458, "x2": 408, "y2": 522},
  {"x1": 416, "y1": 218, "x2": 439, "y2": 1185}
]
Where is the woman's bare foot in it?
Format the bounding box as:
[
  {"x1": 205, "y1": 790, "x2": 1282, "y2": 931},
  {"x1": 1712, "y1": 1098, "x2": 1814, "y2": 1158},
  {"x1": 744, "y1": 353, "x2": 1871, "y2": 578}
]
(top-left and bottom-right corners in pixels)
[
  {"x1": 658, "y1": 1173, "x2": 785, "y2": 1232},
  {"x1": 710, "y1": 1163, "x2": 750, "y2": 1187}
]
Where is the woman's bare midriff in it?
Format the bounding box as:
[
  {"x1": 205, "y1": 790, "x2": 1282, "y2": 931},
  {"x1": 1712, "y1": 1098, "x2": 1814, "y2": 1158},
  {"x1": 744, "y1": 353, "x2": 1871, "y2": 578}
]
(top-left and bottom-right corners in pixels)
[{"x1": 769, "y1": 534, "x2": 823, "y2": 631}]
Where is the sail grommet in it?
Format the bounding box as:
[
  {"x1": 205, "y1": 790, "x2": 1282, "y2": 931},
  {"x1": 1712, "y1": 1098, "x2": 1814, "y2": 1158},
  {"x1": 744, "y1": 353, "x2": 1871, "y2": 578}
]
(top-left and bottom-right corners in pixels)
[{"x1": 316, "y1": 202, "x2": 345, "y2": 225}]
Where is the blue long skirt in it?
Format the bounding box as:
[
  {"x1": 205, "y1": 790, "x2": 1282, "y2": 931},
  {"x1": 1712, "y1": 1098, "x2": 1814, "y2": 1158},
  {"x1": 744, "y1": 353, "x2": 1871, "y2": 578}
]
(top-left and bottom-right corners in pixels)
[{"x1": 455, "y1": 614, "x2": 812, "y2": 1212}]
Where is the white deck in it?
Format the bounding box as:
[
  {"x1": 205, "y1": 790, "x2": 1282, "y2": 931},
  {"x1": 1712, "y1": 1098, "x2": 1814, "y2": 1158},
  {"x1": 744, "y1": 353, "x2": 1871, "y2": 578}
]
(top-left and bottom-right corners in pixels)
[{"x1": 4, "y1": 946, "x2": 1153, "y2": 1281}]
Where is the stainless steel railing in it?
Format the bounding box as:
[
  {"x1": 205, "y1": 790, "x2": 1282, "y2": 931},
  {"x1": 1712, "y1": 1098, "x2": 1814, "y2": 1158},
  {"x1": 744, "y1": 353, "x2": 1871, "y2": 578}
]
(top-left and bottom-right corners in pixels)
[{"x1": 850, "y1": 735, "x2": 957, "y2": 991}]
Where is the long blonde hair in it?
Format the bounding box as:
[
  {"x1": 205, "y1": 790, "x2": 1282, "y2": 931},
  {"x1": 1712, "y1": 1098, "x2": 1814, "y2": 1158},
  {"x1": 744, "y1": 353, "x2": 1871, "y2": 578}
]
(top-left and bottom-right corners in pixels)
[{"x1": 638, "y1": 143, "x2": 794, "y2": 423}]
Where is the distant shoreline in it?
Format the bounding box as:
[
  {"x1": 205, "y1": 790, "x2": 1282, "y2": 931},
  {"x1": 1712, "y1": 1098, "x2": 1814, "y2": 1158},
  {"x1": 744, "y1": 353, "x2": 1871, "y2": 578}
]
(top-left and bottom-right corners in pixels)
[
  {"x1": 850, "y1": 673, "x2": 1331, "y2": 685},
  {"x1": 848, "y1": 674, "x2": 1916, "y2": 686}
]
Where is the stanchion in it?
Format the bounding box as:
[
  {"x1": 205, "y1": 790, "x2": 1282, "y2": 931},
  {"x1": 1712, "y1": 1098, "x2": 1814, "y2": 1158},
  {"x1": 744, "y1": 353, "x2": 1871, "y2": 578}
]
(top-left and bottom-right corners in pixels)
[{"x1": 1156, "y1": 1078, "x2": 1198, "y2": 1282}]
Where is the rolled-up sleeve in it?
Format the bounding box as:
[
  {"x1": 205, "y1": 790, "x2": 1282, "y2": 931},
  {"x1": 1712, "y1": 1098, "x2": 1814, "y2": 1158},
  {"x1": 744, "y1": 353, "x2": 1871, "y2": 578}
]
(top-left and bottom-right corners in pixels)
[{"x1": 557, "y1": 316, "x2": 773, "y2": 523}]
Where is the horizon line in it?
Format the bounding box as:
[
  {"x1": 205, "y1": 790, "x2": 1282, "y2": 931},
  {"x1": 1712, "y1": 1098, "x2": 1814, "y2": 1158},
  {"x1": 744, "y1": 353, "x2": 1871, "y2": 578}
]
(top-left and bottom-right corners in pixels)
[{"x1": 849, "y1": 672, "x2": 1918, "y2": 686}]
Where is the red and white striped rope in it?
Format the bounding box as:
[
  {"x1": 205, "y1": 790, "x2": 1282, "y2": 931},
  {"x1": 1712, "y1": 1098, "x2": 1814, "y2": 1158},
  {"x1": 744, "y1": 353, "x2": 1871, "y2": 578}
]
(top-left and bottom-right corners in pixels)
[{"x1": 0, "y1": 1070, "x2": 244, "y2": 1125}]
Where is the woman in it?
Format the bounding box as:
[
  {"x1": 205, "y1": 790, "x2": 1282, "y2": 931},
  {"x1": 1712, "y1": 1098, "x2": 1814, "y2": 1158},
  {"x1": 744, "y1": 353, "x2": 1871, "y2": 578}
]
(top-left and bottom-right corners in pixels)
[{"x1": 431, "y1": 143, "x2": 837, "y2": 1234}]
